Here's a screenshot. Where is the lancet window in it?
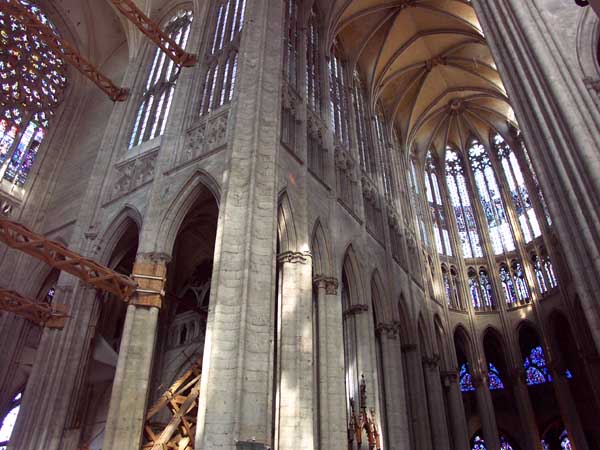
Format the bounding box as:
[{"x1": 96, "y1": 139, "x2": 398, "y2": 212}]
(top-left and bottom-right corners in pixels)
[
  {"x1": 468, "y1": 139, "x2": 515, "y2": 255},
  {"x1": 410, "y1": 160, "x2": 428, "y2": 246},
  {"x1": 493, "y1": 133, "x2": 542, "y2": 243},
  {"x1": 468, "y1": 268, "x2": 495, "y2": 310},
  {"x1": 459, "y1": 363, "x2": 475, "y2": 392},
  {"x1": 352, "y1": 71, "x2": 373, "y2": 174},
  {"x1": 306, "y1": 8, "x2": 322, "y2": 114},
  {"x1": 283, "y1": 0, "x2": 299, "y2": 89},
  {"x1": 445, "y1": 148, "x2": 483, "y2": 258},
  {"x1": 524, "y1": 345, "x2": 552, "y2": 386},
  {"x1": 0, "y1": 2, "x2": 67, "y2": 189},
  {"x1": 200, "y1": 0, "x2": 246, "y2": 115},
  {"x1": 518, "y1": 135, "x2": 552, "y2": 225},
  {"x1": 129, "y1": 10, "x2": 193, "y2": 149},
  {"x1": 375, "y1": 104, "x2": 394, "y2": 199},
  {"x1": 488, "y1": 363, "x2": 505, "y2": 390},
  {"x1": 329, "y1": 43, "x2": 351, "y2": 145},
  {"x1": 425, "y1": 152, "x2": 451, "y2": 256}
]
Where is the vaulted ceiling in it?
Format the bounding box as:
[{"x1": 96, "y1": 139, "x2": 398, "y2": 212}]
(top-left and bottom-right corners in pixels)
[{"x1": 326, "y1": 0, "x2": 516, "y2": 158}]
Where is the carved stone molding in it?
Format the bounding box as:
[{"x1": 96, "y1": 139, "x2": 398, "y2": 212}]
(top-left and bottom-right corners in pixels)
[
  {"x1": 136, "y1": 252, "x2": 172, "y2": 264},
  {"x1": 0, "y1": 196, "x2": 16, "y2": 217},
  {"x1": 343, "y1": 303, "x2": 369, "y2": 317},
  {"x1": 422, "y1": 355, "x2": 440, "y2": 369},
  {"x1": 110, "y1": 149, "x2": 158, "y2": 201},
  {"x1": 182, "y1": 110, "x2": 229, "y2": 164},
  {"x1": 361, "y1": 175, "x2": 379, "y2": 205},
  {"x1": 277, "y1": 250, "x2": 312, "y2": 265},
  {"x1": 376, "y1": 322, "x2": 399, "y2": 339},
  {"x1": 335, "y1": 145, "x2": 355, "y2": 174},
  {"x1": 307, "y1": 113, "x2": 324, "y2": 143},
  {"x1": 441, "y1": 370, "x2": 459, "y2": 384},
  {"x1": 313, "y1": 275, "x2": 339, "y2": 294},
  {"x1": 401, "y1": 343, "x2": 418, "y2": 353}
]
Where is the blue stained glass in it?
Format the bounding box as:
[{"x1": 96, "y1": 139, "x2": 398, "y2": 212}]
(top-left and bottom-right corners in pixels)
[
  {"x1": 524, "y1": 346, "x2": 551, "y2": 386},
  {"x1": 479, "y1": 270, "x2": 495, "y2": 307},
  {"x1": 460, "y1": 363, "x2": 475, "y2": 392},
  {"x1": 488, "y1": 363, "x2": 505, "y2": 390},
  {"x1": 560, "y1": 430, "x2": 573, "y2": 450},
  {"x1": 500, "y1": 265, "x2": 518, "y2": 305},
  {"x1": 471, "y1": 435, "x2": 514, "y2": 450}
]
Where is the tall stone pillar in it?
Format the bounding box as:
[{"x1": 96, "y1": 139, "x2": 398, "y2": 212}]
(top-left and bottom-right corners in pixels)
[
  {"x1": 314, "y1": 277, "x2": 346, "y2": 450},
  {"x1": 422, "y1": 357, "x2": 451, "y2": 450},
  {"x1": 377, "y1": 324, "x2": 410, "y2": 450},
  {"x1": 441, "y1": 371, "x2": 470, "y2": 450},
  {"x1": 473, "y1": 373, "x2": 501, "y2": 450},
  {"x1": 551, "y1": 369, "x2": 589, "y2": 450},
  {"x1": 402, "y1": 344, "x2": 433, "y2": 450},
  {"x1": 193, "y1": 0, "x2": 284, "y2": 448},
  {"x1": 276, "y1": 252, "x2": 314, "y2": 450},
  {"x1": 102, "y1": 253, "x2": 168, "y2": 450},
  {"x1": 509, "y1": 369, "x2": 543, "y2": 450}
]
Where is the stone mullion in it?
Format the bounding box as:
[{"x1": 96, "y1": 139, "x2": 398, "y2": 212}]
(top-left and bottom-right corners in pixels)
[
  {"x1": 314, "y1": 278, "x2": 346, "y2": 450},
  {"x1": 473, "y1": 0, "x2": 600, "y2": 350}
]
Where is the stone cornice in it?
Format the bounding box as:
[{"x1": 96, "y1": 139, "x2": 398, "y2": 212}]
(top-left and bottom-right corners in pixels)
[
  {"x1": 313, "y1": 275, "x2": 339, "y2": 294},
  {"x1": 277, "y1": 251, "x2": 312, "y2": 265},
  {"x1": 343, "y1": 303, "x2": 369, "y2": 317}
]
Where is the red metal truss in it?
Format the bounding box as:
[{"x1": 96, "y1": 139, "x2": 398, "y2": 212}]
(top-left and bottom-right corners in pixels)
[
  {"x1": 3, "y1": 0, "x2": 129, "y2": 102},
  {"x1": 0, "y1": 219, "x2": 137, "y2": 300},
  {"x1": 110, "y1": 0, "x2": 198, "y2": 67},
  {"x1": 0, "y1": 289, "x2": 68, "y2": 329}
]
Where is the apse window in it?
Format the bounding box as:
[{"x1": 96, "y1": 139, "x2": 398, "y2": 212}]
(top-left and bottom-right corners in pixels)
[
  {"x1": 0, "y1": 1, "x2": 67, "y2": 196},
  {"x1": 0, "y1": 393, "x2": 22, "y2": 449}
]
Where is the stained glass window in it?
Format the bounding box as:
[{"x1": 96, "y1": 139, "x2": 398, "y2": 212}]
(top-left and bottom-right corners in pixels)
[
  {"x1": 443, "y1": 266, "x2": 453, "y2": 307},
  {"x1": 469, "y1": 268, "x2": 495, "y2": 309},
  {"x1": 329, "y1": 43, "x2": 351, "y2": 145},
  {"x1": 375, "y1": 104, "x2": 394, "y2": 199},
  {"x1": 494, "y1": 134, "x2": 541, "y2": 243},
  {"x1": 471, "y1": 435, "x2": 514, "y2": 450},
  {"x1": 560, "y1": 430, "x2": 573, "y2": 450},
  {"x1": 445, "y1": 148, "x2": 483, "y2": 258},
  {"x1": 519, "y1": 137, "x2": 552, "y2": 226},
  {"x1": 306, "y1": 8, "x2": 321, "y2": 114},
  {"x1": 533, "y1": 254, "x2": 547, "y2": 294},
  {"x1": 479, "y1": 269, "x2": 495, "y2": 308},
  {"x1": 512, "y1": 260, "x2": 530, "y2": 303},
  {"x1": 468, "y1": 140, "x2": 515, "y2": 255},
  {"x1": 469, "y1": 270, "x2": 482, "y2": 309},
  {"x1": 524, "y1": 345, "x2": 551, "y2": 386},
  {"x1": 0, "y1": 393, "x2": 21, "y2": 449},
  {"x1": 460, "y1": 363, "x2": 475, "y2": 392},
  {"x1": 129, "y1": 10, "x2": 193, "y2": 148},
  {"x1": 0, "y1": 1, "x2": 67, "y2": 189},
  {"x1": 425, "y1": 153, "x2": 452, "y2": 255},
  {"x1": 200, "y1": 0, "x2": 246, "y2": 115},
  {"x1": 410, "y1": 160, "x2": 428, "y2": 246},
  {"x1": 488, "y1": 363, "x2": 505, "y2": 390},
  {"x1": 543, "y1": 255, "x2": 558, "y2": 289},
  {"x1": 500, "y1": 264, "x2": 518, "y2": 306}
]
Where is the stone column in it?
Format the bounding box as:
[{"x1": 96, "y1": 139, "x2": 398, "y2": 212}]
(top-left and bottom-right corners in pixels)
[
  {"x1": 402, "y1": 344, "x2": 432, "y2": 450},
  {"x1": 193, "y1": 0, "x2": 284, "y2": 448},
  {"x1": 422, "y1": 357, "x2": 451, "y2": 450},
  {"x1": 441, "y1": 371, "x2": 470, "y2": 450},
  {"x1": 101, "y1": 253, "x2": 168, "y2": 450},
  {"x1": 314, "y1": 277, "x2": 346, "y2": 450},
  {"x1": 276, "y1": 252, "x2": 314, "y2": 450},
  {"x1": 473, "y1": 373, "x2": 501, "y2": 450},
  {"x1": 509, "y1": 368, "x2": 543, "y2": 450},
  {"x1": 550, "y1": 368, "x2": 589, "y2": 450},
  {"x1": 376, "y1": 324, "x2": 410, "y2": 450}
]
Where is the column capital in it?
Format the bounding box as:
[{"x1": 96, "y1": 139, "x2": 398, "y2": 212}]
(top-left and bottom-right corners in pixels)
[
  {"x1": 509, "y1": 367, "x2": 526, "y2": 385},
  {"x1": 277, "y1": 250, "x2": 312, "y2": 265},
  {"x1": 375, "y1": 322, "x2": 399, "y2": 339},
  {"x1": 422, "y1": 355, "x2": 440, "y2": 369},
  {"x1": 130, "y1": 256, "x2": 168, "y2": 309},
  {"x1": 343, "y1": 303, "x2": 369, "y2": 317},
  {"x1": 313, "y1": 275, "x2": 339, "y2": 294},
  {"x1": 441, "y1": 370, "x2": 459, "y2": 385}
]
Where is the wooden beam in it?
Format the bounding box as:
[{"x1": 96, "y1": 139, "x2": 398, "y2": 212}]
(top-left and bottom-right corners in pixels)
[
  {"x1": 0, "y1": 218, "x2": 137, "y2": 300},
  {"x1": 3, "y1": 0, "x2": 129, "y2": 102},
  {"x1": 110, "y1": 0, "x2": 198, "y2": 67},
  {"x1": 0, "y1": 288, "x2": 68, "y2": 328}
]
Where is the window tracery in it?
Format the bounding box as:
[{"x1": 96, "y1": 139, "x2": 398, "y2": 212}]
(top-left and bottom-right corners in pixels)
[
  {"x1": 468, "y1": 267, "x2": 495, "y2": 310},
  {"x1": 410, "y1": 159, "x2": 428, "y2": 247},
  {"x1": 524, "y1": 345, "x2": 551, "y2": 385},
  {"x1": 488, "y1": 363, "x2": 505, "y2": 390},
  {"x1": 283, "y1": 0, "x2": 299, "y2": 89},
  {"x1": 493, "y1": 133, "x2": 541, "y2": 243},
  {"x1": 468, "y1": 139, "x2": 515, "y2": 255},
  {"x1": 0, "y1": 1, "x2": 67, "y2": 189},
  {"x1": 374, "y1": 104, "x2": 394, "y2": 199},
  {"x1": 352, "y1": 70, "x2": 372, "y2": 174},
  {"x1": 129, "y1": 10, "x2": 193, "y2": 149},
  {"x1": 445, "y1": 148, "x2": 483, "y2": 258},
  {"x1": 306, "y1": 7, "x2": 321, "y2": 115},
  {"x1": 425, "y1": 152, "x2": 451, "y2": 256},
  {"x1": 200, "y1": 0, "x2": 246, "y2": 116},
  {"x1": 459, "y1": 363, "x2": 475, "y2": 392},
  {"x1": 328, "y1": 43, "x2": 350, "y2": 145}
]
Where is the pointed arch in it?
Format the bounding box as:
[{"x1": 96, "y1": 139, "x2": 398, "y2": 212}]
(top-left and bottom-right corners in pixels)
[
  {"x1": 277, "y1": 191, "x2": 298, "y2": 254},
  {"x1": 311, "y1": 219, "x2": 333, "y2": 277},
  {"x1": 433, "y1": 315, "x2": 448, "y2": 368},
  {"x1": 342, "y1": 244, "x2": 365, "y2": 307},
  {"x1": 98, "y1": 205, "x2": 143, "y2": 265},
  {"x1": 155, "y1": 170, "x2": 221, "y2": 255}
]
